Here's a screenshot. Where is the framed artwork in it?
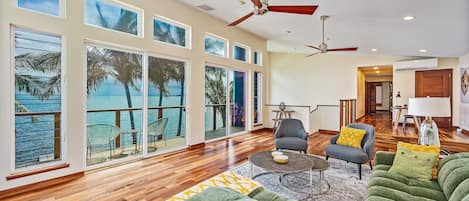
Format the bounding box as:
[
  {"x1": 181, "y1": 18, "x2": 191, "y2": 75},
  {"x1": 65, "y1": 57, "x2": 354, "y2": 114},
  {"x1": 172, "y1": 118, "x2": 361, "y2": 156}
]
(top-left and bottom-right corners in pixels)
[{"x1": 462, "y1": 68, "x2": 469, "y2": 103}]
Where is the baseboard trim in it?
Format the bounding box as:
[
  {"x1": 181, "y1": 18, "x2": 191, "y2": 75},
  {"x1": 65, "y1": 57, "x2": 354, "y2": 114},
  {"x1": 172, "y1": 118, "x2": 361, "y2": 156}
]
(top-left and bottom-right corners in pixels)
[
  {"x1": 318, "y1": 129, "x2": 339, "y2": 135},
  {"x1": 463, "y1": 129, "x2": 469, "y2": 136},
  {"x1": 188, "y1": 142, "x2": 205, "y2": 150},
  {"x1": 250, "y1": 128, "x2": 272, "y2": 133},
  {"x1": 0, "y1": 171, "x2": 84, "y2": 200}
]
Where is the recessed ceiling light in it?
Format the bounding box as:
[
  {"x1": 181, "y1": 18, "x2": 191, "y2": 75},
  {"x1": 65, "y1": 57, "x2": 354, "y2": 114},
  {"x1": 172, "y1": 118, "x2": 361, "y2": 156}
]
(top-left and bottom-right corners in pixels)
[
  {"x1": 371, "y1": 48, "x2": 377, "y2": 52},
  {"x1": 419, "y1": 49, "x2": 427, "y2": 53},
  {"x1": 286, "y1": 30, "x2": 292, "y2": 34},
  {"x1": 376, "y1": 71, "x2": 381, "y2": 74},
  {"x1": 373, "y1": 67, "x2": 379, "y2": 70},
  {"x1": 403, "y1": 16, "x2": 415, "y2": 21}
]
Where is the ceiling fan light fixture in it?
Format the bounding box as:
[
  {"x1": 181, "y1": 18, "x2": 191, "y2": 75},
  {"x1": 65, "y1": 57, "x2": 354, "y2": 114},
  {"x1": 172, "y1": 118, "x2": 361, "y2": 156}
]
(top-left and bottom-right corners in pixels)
[{"x1": 403, "y1": 16, "x2": 415, "y2": 21}]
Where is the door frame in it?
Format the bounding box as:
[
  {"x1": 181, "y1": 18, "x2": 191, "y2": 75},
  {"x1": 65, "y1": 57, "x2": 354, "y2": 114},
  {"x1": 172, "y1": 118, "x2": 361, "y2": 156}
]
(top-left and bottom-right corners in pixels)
[
  {"x1": 204, "y1": 63, "x2": 248, "y2": 142},
  {"x1": 144, "y1": 52, "x2": 190, "y2": 159},
  {"x1": 365, "y1": 81, "x2": 381, "y2": 114},
  {"x1": 415, "y1": 69, "x2": 453, "y2": 128}
]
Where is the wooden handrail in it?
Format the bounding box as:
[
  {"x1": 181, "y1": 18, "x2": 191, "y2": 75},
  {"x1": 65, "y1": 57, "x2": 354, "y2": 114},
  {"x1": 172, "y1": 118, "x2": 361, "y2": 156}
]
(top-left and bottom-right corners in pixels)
[{"x1": 339, "y1": 99, "x2": 356, "y2": 129}]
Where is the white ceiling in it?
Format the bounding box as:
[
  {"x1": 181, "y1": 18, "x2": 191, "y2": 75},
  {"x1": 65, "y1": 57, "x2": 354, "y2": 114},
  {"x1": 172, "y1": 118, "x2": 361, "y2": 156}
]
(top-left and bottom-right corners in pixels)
[{"x1": 179, "y1": 0, "x2": 469, "y2": 57}]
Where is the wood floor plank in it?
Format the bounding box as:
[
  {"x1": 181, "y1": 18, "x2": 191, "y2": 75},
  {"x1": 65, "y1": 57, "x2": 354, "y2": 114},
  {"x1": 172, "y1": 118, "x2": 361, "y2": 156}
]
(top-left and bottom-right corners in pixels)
[{"x1": 3, "y1": 112, "x2": 469, "y2": 201}]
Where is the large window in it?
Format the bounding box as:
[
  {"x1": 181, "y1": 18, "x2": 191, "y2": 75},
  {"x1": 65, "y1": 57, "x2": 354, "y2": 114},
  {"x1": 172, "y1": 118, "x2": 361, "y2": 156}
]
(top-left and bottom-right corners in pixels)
[
  {"x1": 153, "y1": 17, "x2": 189, "y2": 48},
  {"x1": 14, "y1": 28, "x2": 63, "y2": 168},
  {"x1": 85, "y1": 0, "x2": 141, "y2": 36},
  {"x1": 233, "y1": 44, "x2": 249, "y2": 63},
  {"x1": 86, "y1": 44, "x2": 143, "y2": 166},
  {"x1": 18, "y1": 0, "x2": 61, "y2": 16},
  {"x1": 253, "y1": 72, "x2": 262, "y2": 126},
  {"x1": 205, "y1": 33, "x2": 228, "y2": 57}
]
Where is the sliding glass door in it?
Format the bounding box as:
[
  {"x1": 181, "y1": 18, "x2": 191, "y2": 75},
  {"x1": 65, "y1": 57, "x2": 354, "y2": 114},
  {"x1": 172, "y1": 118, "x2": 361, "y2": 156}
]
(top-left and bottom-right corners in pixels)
[
  {"x1": 205, "y1": 66, "x2": 228, "y2": 140},
  {"x1": 147, "y1": 56, "x2": 186, "y2": 154},
  {"x1": 204, "y1": 65, "x2": 246, "y2": 141},
  {"x1": 86, "y1": 44, "x2": 143, "y2": 166},
  {"x1": 229, "y1": 70, "x2": 246, "y2": 135}
]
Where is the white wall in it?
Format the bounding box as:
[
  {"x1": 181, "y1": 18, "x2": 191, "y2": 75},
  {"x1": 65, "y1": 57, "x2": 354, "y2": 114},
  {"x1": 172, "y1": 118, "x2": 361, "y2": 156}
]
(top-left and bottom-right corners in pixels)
[
  {"x1": 392, "y1": 58, "x2": 460, "y2": 125},
  {"x1": 268, "y1": 53, "x2": 409, "y2": 131},
  {"x1": 0, "y1": 0, "x2": 267, "y2": 190},
  {"x1": 460, "y1": 52, "x2": 469, "y2": 130}
]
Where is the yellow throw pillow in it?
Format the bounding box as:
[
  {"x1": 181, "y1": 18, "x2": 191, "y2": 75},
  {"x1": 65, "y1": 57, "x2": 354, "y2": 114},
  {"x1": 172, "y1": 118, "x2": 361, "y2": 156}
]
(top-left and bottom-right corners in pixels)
[
  {"x1": 397, "y1": 141, "x2": 440, "y2": 180},
  {"x1": 336, "y1": 127, "x2": 367, "y2": 149}
]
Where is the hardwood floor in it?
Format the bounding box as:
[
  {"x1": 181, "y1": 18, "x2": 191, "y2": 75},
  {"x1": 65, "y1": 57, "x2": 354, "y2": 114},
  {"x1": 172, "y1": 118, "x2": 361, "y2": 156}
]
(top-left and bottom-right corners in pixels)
[{"x1": 3, "y1": 112, "x2": 469, "y2": 201}]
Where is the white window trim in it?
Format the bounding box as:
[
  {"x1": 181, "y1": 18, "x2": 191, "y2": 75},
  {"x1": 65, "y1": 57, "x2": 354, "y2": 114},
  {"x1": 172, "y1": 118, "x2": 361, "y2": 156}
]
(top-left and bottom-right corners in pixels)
[
  {"x1": 204, "y1": 33, "x2": 229, "y2": 58},
  {"x1": 10, "y1": 25, "x2": 67, "y2": 173},
  {"x1": 84, "y1": 0, "x2": 144, "y2": 38},
  {"x1": 153, "y1": 15, "x2": 192, "y2": 49},
  {"x1": 232, "y1": 42, "x2": 251, "y2": 64},
  {"x1": 16, "y1": 0, "x2": 66, "y2": 18},
  {"x1": 253, "y1": 50, "x2": 263, "y2": 66}
]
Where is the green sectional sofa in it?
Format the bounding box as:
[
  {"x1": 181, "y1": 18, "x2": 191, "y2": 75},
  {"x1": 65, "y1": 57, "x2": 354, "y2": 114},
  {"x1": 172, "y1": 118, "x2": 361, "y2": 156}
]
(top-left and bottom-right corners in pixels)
[{"x1": 367, "y1": 152, "x2": 469, "y2": 201}]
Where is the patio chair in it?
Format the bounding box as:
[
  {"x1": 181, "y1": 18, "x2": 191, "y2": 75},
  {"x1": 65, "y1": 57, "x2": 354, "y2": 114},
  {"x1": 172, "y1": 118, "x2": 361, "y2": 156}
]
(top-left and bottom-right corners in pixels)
[
  {"x1": 87, "y1": 124, "x2": 120, "y2": 160},
  {"x1": 148, "y1": 118, "x2": 169, "y2": 148}
]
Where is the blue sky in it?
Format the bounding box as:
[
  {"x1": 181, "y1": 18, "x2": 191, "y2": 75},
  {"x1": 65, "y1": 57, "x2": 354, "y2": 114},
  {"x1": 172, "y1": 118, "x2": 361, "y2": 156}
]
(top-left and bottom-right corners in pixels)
[{"x1": 18, "y1": 0, "x2": 59, "y2": 16}]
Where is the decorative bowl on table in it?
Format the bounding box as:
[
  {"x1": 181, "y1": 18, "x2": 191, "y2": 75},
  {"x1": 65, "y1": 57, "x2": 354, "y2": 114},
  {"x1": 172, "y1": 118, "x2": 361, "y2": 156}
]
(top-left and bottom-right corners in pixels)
[
  {"x1": 271, "y1": 151, "x2": 283, "y2": 157},
  {"x1": 273, "y1": 155, "x2": 289, "y2": 164}
]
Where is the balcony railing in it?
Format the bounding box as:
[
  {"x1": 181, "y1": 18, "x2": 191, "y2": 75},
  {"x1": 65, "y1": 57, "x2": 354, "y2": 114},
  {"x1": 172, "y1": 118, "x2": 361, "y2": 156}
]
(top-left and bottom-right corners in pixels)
[
  {"x1": 87, "y1": 106, "x2": 185, "y2": 148},
  {"x1": 15, "y1": 111, "x2": 61, "y2": 167}
]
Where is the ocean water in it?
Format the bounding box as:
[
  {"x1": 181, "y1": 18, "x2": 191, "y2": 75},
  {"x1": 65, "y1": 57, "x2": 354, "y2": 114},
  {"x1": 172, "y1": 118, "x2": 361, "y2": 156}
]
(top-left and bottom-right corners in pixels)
[{"x1": 15, "y1": 93, "x2": 224, "y2": 167}]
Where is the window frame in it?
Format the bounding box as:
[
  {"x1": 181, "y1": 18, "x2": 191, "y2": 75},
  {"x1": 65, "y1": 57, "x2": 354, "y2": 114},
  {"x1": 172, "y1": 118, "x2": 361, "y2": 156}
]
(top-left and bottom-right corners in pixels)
[
  {"x1": 10, "y1": 25, "x2": 67, "y2": 173},
  {"x1": 253, "y1": 71, "x2": 262, "y2": 127},
  {"x1": 84, "y1": 0, "x2": 144, "y2": 38},
  {"x1": 83, "y1": 40, "x2": 145, "y2": 169},
  {"x1": 204, "y1": 33, "x2": 229, "y2": 58},
  {"x1": 232, "y1": 42, "x2": 250, "y2": 64},
  {"x1": 153, "y1": 15, "x2": 192, "y2": 49},
  {"x1": 253, "y1": 50, "x2": 262, "y2": 66},
  {"x1": 17, "y1": 0, "x2": 66, "y2": 18}
]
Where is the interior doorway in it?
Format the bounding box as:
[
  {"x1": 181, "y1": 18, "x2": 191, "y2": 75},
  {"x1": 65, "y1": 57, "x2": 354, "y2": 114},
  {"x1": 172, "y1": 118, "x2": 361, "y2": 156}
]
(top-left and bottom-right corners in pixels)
[
  {"x1": 357, "y1": 66, "x2": 393, "y2": 118},
  {"x1": 366, "y1": 81, "x2": 392, "y2": 114}
]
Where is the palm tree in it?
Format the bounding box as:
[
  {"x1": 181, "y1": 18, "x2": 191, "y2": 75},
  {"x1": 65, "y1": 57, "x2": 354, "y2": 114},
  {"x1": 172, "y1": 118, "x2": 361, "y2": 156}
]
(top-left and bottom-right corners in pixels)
[
  {"x1": 15, "y1": 52, "x2": 61, "y2": 122},
  {"x1": 205, "y1": 67, "x2": 228, "y2": 128},
  {"x1": 15, "y1": 52, "x2": 61, "y2": 101},
  {"x1": 91, "y1": 3, "x2": 141, "y2": 132}
]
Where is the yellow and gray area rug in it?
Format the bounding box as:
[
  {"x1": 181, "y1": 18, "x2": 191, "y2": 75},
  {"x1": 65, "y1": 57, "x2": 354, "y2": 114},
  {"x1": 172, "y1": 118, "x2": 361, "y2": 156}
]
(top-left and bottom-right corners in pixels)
[{"x1": 233, "y1": 155, "x2": 371, "y2": 201}]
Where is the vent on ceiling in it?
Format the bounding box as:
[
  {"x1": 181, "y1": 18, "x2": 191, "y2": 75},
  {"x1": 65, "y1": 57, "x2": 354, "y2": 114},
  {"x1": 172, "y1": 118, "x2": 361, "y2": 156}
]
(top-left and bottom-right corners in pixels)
[{"x1": 197, "y1": 4, "x2": 215, "y2": 11}]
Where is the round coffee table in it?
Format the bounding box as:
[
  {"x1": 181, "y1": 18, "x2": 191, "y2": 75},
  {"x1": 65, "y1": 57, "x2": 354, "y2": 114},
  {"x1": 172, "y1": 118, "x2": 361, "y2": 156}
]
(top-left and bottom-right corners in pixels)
[{"x1": 249, "y1": 151, "x2": 330, "y2": 198}]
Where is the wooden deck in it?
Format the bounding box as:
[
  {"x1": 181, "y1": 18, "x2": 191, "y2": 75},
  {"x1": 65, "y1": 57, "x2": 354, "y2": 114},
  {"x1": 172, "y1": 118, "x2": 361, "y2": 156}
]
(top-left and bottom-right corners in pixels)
[{"x1": 2, "y1": 112, "x2": 469, "y2": 201}]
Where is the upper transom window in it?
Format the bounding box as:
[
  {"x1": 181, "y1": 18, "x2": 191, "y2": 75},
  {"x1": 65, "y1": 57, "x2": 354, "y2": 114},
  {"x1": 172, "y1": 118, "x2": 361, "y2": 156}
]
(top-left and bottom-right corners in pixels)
[
  {"x1": 85, "y1": 0, "x2": 142, "y2": 36},
  {"x1": 205, "y1": 33, "x2": 228, "y2": 58},
  {"x1": 18, "y1": 0, "x2": 61, "y2": 16},
  {"x1": 154, "y1": 16, "x2": 190, "y2": 48},
  {"x1": 233, "y1": 43, "x2": 250, "y2": 63}
]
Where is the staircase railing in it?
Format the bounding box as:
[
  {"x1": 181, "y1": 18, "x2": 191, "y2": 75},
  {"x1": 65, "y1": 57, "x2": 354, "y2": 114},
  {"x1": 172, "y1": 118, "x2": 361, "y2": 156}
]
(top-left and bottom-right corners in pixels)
[{"x1": 339, "y1": 99, "x2": 357, "y2": 128}]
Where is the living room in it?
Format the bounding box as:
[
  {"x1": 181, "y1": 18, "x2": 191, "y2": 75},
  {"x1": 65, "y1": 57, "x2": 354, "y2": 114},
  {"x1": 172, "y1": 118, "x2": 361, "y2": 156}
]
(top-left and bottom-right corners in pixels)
[{"x1": 0, "y1": 0, "x2": 468, "y2": 200}]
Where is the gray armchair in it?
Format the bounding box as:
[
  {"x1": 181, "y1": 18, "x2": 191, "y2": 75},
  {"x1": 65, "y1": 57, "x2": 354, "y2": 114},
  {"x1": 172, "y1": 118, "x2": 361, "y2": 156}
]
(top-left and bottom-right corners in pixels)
[
  {"x1": 325, "y1": 123, "x2": 375, "y2": 180},
  {"x1": 275, "y1": 119, "x2": 308, "y2": 153}
]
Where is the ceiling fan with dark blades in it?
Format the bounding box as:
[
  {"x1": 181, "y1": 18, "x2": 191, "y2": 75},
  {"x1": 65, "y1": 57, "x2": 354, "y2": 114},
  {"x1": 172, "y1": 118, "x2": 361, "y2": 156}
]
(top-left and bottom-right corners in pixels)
[
  {"x1": 228, "y1": 0, "x2": 318, "y2": 26},
  {"x1": 305, "y1": 15, "x2": 358, "y2": 57}
]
